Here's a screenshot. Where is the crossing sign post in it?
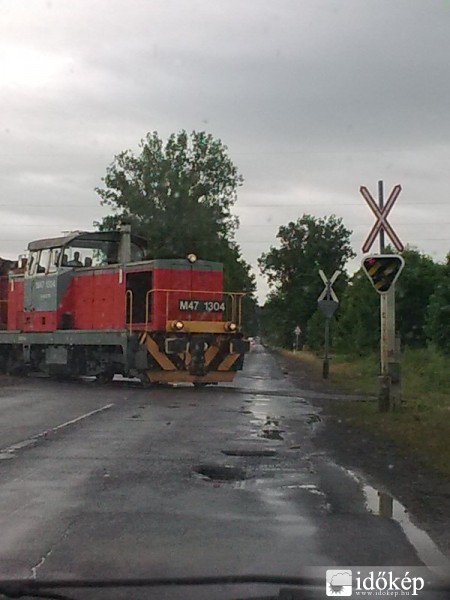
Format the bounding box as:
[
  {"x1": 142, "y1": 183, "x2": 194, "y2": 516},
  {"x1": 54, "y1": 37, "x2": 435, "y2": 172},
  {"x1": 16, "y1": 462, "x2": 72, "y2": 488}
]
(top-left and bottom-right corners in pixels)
[
  {"x1": 317, "y1": 270, "x2": 340, "y2": 379},
  {"x1": 293, "y1": 325, "x2": 301, "y2": 351},
  {"x1": 361, "y1": 181, "x2": 404, "y2": 412}
]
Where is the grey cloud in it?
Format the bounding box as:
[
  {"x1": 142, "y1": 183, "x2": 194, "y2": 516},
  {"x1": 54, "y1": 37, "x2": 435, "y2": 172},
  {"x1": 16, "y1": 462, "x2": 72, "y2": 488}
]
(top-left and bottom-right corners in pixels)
[{"x1": 1, "y1": 0, "x2": 450, "y2": 300}]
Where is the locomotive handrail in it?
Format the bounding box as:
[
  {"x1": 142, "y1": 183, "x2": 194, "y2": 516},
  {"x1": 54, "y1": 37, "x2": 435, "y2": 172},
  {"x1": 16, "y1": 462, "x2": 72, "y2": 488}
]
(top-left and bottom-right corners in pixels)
[
  {"x1": 0, "y1": 299, "x2": 7, "y2": 329},
  {"x1": 139, "y1": 289, "x2": 246, "y2": 332},
  {"x1": 125, "y1": 289, "x2": 133, "y2": 334},
  {"x1": 145, "y1": 290, "x2": 151, "y2": 330}
]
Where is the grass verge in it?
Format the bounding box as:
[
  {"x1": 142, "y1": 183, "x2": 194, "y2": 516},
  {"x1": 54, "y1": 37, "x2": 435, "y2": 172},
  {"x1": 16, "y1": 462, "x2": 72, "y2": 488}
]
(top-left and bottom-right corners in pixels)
[{"x1": 283, "y1": 347, "x2": 450, "y2": 478}]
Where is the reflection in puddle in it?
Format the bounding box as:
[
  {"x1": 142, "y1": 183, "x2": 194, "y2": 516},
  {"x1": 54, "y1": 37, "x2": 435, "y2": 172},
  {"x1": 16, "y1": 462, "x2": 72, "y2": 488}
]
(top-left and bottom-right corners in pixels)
[
  {"x1": 0, "y1": 453, "x2": 14, "y2": 460},
  {"x1": 360, "y1": 478, "x2": 450, "y2": 569},
  {"x1": 284, "y1": 483, "x2": 325, "y2": 497},
  {"x1": 257, "y1": 487, "x2": 315, "y2": 534}
]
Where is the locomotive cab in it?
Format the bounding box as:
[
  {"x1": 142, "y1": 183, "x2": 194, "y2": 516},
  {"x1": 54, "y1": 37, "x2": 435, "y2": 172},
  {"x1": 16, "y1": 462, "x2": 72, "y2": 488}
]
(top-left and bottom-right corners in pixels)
[{"x1": 14, "y1": 230, "x2": 146, "y2": 332}]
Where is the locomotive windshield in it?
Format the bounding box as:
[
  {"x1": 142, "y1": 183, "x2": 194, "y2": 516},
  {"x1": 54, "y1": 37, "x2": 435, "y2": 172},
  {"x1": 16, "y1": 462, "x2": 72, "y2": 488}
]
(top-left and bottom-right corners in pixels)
[{"x1": 26, "y1": 231, "x2": 146, "y2": 275}]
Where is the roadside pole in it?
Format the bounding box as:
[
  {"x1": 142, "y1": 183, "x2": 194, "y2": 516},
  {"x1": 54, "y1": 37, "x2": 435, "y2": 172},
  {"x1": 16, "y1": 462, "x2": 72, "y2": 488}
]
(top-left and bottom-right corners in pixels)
[
  {"x1": 360, "y1": 180, "x2": 404, "y2": 412},
  {"x1": 293, "y1": 326, "x2": 301, "y2": 352},
  {"x1": 323, "y1": 300, "x2": 331, "y2": 379},
  {"x1": 378, "y1": 181, "x2": 391, "y2": 412},
  {"x1": 317, "y1": 270, "x2": 340, "y2": 380}
]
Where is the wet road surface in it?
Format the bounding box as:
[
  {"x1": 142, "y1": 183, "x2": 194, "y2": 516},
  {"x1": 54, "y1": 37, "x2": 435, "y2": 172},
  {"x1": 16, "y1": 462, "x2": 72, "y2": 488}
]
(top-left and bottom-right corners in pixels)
[{"x1": 0, "y1": 345, "x2": 448, "y2": 598}]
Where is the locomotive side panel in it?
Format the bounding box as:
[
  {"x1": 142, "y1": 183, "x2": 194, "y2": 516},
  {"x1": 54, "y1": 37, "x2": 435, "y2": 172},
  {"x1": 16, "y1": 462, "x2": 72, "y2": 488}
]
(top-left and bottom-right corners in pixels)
[
  {"x1": 71, "y1": 272, "x2": 95, "y2": 329},
  {"x1": 72, "y1": 269, "x2": 125, "y2": 330},
  {"x1": 7, "y1": 277, "x2": 24, "y2": 330},
  {"x1": 93, "y1": 271, "x2": 125, "y2": 329},
  {"x1": 0, "y1": 276, "x2": 8, "y2": 328}
]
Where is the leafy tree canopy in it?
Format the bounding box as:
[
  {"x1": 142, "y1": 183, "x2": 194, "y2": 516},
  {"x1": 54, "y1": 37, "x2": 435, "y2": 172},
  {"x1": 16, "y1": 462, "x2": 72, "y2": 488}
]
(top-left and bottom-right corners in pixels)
[
  {"x1": 425, "y1": 261, "x2": 450, "y2": 354},
  {"x1": 396, "y1": 247, "x2": 445, "y2": 347},
  {"x1": 333, "y1": 268, "x2": 380, "y2": 355},
  {"x1": 95, "y1": 130, "x2": 257, "y2": 330},
  {"x1": 96, "y1": 130, "x2": 243, "y2": 260},
  {"x1": 258, "y1": 214, "x2": 355, "y2": 346}
]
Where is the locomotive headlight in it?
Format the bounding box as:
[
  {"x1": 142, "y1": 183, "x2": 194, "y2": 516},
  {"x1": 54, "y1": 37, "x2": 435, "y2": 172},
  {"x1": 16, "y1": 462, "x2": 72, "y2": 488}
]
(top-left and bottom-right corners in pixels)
[
  {"x1": 225, "y1": 322, "x2": 237, "y2": 332},
  {"x1": 173, "y1": 320, "x2": 184, "y2": 331},
  {"x1": 187, "y1": 253, "x2": 197, "y2": 263}
]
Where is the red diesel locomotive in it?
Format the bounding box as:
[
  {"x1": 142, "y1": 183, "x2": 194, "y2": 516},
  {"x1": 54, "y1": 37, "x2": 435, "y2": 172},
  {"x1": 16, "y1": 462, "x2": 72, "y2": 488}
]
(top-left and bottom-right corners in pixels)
[{"x1": 0, "y1": 224, "x2": 250, "y2": 385}]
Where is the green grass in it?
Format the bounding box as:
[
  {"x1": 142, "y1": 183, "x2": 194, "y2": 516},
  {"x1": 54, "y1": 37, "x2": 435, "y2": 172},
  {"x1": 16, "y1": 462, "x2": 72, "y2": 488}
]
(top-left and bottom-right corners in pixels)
[{"x1": 283, "y1": 347, "x2": 450, "y2": 478}]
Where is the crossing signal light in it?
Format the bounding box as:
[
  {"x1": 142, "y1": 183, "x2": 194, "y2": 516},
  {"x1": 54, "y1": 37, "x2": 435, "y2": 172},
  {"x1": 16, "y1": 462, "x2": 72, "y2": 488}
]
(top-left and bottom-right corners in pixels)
[{"x1": 362, "y1": 254, "x2": 404, "y2": 294}]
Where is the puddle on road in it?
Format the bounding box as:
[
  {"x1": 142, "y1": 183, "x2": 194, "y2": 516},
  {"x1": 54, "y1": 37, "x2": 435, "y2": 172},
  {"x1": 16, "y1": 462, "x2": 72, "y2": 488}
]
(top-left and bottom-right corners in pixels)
[
  {"x1": 342, "y1": 468, "x2": 450, "y2": 570},
  {"x1": 260, "y1": 429, "x2": 284, "y2": 441},
  {"x1": 221, "y1": 449, "x2": 277, "y2": 457},
  {"x1": 233, "y1": 388, "x2": 309, "y2": 400},
  {"x1": 292, "y1": 398, "x2": 308, "y2": 404},
  {"x1": 0, "y1": 453, "x2": 14, "y2": 460},
  {"x1": 193, "y1": 464, "x2": 248, "y2": 482},
  {"x1": 253, "y1": 487, "x2": 316, "y2": 535},
  {"x1": 362, "y1": 482, "x2": 450, "y2": 569},
  {"x1": 283, "y1": 483, "x2": 325, "y2": 497}
]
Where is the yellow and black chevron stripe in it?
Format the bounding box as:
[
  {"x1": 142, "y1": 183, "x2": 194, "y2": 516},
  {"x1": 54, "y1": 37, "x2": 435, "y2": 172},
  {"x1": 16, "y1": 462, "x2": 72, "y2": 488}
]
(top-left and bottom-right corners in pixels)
[
  {"x1": 139, "y1": 331, "x2": 177, "y2": 371},
  {"x1": 139, "y1": 331, "x2": 242, "y2": 374},
  {"x1": 363, "y1": 256, "x2": 403, "y2": 293}
]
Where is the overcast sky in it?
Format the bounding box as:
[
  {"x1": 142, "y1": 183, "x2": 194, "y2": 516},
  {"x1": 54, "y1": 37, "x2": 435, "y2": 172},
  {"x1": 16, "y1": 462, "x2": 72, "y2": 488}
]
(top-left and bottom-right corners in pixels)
[{"x1": 1, "y1": 0, "x2": 450, "y2": 299}]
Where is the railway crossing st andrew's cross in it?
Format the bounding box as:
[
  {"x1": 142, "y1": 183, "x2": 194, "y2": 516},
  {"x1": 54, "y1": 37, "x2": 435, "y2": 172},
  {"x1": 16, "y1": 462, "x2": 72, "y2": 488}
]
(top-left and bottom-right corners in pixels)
[
  {"x1": 360, "y1": 184, "x2": 404, "y2": 253},
  {"x1": 317, "y1": 269, "x2": 340, "y2": 380},
  {"x1": 360, "y1": 181, "x2": 404, "y2": 412}
]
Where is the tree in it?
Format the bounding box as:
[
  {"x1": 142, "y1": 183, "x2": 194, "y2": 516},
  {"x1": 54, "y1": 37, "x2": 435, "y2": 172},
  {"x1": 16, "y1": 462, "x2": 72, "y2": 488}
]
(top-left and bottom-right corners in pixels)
[
  {"x1": 258, "y1": 214, "x2": 355, "y2": 347},
  {"x1": 395, "y1": 247, "x2": 445, "y2": 347},
  {"x1": 259, "y1": 291, "x2": 290, "y2": 346},
  {"x1": 425, "y1": 260, "x2": 450, "y2": 354},
  {"x1": 96, "y1": 130, "x2": 257, "y2": 332},
  {"x1": 96, "y1": 130, "x2": 243, "y2": 259},
  {"x1": 333, "y1": 268, "x2": 379, "y2": 355}
]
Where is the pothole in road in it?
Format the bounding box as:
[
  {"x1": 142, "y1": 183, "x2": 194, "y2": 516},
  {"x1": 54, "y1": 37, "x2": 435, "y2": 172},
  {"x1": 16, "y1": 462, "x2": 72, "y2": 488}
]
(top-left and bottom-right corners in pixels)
[
  {"x1": 193, "y1": 464, "x2": 247, "y2": 481},
  {"x1": 221, "y1": 449, "x2": 277, "y2": 457},
  {"x1": 260, "y1": 430, "x2": 284, "y2": 440},
  {"x1": 306, "y1": 414, "x2": 321, "y2": 424},
  {"x1": 259, "y1": 417, "x2": 285, "y2": 440}
]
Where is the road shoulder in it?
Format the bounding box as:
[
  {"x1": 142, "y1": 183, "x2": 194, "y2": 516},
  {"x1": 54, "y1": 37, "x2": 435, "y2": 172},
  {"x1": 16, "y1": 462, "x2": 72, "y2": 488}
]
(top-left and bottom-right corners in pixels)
[{"x1": 272, "y1": 347, "x2": 450, "y2": 559}]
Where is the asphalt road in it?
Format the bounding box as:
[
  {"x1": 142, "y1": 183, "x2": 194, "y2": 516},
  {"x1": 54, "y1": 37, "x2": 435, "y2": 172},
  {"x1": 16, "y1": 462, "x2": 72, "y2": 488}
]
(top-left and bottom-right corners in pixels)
[{"x1": 0, "y1": 345, "x2": 447, "y2": 599}]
